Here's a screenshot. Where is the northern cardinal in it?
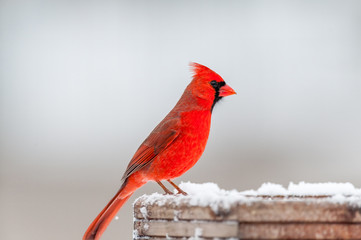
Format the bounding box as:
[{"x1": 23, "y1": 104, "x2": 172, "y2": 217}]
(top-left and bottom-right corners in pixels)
[{"x1": 83, "y1": 63, "x2": 236, "y2": 240}]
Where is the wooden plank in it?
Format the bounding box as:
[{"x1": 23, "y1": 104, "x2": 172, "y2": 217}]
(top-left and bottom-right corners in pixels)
[
  {"x1": 134, "y1": 220, "x2": 238, "y2": 238},
  {"x1": 134, "y1": 204, "x2": 237, "y2": 221},
  {"x1": 136, "y1": 237, "x2": 232, "y2": 240},
  {"x1": 237, "y1": 200, "x2": 361, "y2": 222},
  {"x1": 134, "y1": 196, "x2": 361, "y2": 222},
  {"x1": 136, "y1": 238, "x2": 220, "y2": 240},
  {"x1": 238, "y1": 223, "x2": 361, "y2": 239}
]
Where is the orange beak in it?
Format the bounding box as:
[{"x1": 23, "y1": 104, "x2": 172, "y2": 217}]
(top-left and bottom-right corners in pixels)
[{"x1": 219, "y1": 84, "x2": 236, "y2": 97}]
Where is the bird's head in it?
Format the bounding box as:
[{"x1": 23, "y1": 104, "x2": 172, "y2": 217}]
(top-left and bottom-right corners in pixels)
[{"x1": 189, "y1": 62, "x2": 236, "y2": 111}]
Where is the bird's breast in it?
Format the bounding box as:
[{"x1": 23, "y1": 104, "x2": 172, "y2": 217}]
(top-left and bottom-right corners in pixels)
[{"x1": 146, "y1": 110, "x2": 212, "y2": 180}]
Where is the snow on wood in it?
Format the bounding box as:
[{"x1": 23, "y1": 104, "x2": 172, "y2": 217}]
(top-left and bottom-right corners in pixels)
[{"x1": 133, "y1": 182, "x2": 361, "y2": 239}]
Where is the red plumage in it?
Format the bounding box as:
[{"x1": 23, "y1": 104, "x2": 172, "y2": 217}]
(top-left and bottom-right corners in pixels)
[{"x1": 83, "y1": 63, "x2": 236, "y2": 240}]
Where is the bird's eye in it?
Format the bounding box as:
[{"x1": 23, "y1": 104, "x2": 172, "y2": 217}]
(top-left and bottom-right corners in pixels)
[{"x1": 210, "y1": 80, "x2": 218, "y2": 88}]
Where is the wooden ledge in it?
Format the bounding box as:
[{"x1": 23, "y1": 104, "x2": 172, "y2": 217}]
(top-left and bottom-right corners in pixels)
[{"x1": 133, "y1": 183, "x2": 361, "y2": 239}]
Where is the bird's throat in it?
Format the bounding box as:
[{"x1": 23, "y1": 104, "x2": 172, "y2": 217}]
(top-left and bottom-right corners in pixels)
[{"x1": 211, "y1": 92, "x2": 222, "y2": 112}]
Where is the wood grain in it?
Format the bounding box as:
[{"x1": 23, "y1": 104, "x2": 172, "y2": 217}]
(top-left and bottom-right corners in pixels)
[
  {"x1": 239, "y1": 223, "x2": 361, "y2": 239},
  {"x1": 135, "y1": 220, "x2": 238, "y2": 238}
]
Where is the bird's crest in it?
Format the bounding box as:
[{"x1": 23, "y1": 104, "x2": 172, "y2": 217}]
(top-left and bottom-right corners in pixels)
[{"x1": 189, "y1": 62, "x2": 222, "y2": 81}]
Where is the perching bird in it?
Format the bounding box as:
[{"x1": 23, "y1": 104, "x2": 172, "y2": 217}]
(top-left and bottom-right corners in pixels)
[{"x1": 83, "y1": 63, "x2": 236, "y2": 240}]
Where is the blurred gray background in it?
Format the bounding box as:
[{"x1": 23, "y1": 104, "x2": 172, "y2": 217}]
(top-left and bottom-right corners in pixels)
[{"x1": 1, "y1": 0, "x2": 360, "y2": 239}]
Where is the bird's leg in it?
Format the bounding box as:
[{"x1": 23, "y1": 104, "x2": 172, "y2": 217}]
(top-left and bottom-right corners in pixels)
[
  {"x1": 167, "y1": 180, "x2": 188, "y2": 195},
  {"x1": 156, "y1": 180, "x2": 173, "y2": 195}
]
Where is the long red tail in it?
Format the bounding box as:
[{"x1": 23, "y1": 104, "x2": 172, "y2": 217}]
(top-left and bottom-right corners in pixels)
[{"x1": 83, "y1": 178, "x2": 143, "y2": 240}]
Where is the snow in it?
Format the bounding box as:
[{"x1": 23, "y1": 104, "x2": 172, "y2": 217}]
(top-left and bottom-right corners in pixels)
[
  {"x1": 179, "y1": 182, "x2": 247, "y2": 212},
  {"x1": 132, "y1": 229, "x2": 139, "y2": 239},
  {"x1": 188, "y1": 227, "x2": 202, "y2": 240},
  {"x1": 135, "y1": 181, "x2": 361, "y2": 213},
  {"x1": 140, "y1": 206, "x2": 148, "y2": 219},
  {"x1": 241, "y1": 181, "x2": 361, "y2": 196},
  {"x1": 173, "y1": 210, "x2": 180, "y2": 221},
  {"x1": 178, "y1": 181, "x2": 361, "y2": 197}
]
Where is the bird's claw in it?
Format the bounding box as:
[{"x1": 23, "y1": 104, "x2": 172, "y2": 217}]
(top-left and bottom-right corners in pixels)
[
  {"x1": 163, "y1": 190, "x2": 174, "y2": 195},
  {"x1": 177, "y1": 190, "x2": 188, "y2": 196}
]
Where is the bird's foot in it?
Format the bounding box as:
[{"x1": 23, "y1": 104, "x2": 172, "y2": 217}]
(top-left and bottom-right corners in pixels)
[
  {"x1": 157, "y1": 180, "x2": 174, "y2": 195},
  {"x1": 167, "y1": 179, "x2": 188, "y2": 196},
  {"x1": 163, "y1": 189, "x2": 174, "y2": 195},
  {"x1": 176, "y1": 189, "x2": 188, "y2": 196}
]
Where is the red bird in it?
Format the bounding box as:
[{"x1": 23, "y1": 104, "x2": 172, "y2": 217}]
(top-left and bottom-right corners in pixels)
[{"x1": 83, "y1": 63, "x2": 236, "y2": 240}]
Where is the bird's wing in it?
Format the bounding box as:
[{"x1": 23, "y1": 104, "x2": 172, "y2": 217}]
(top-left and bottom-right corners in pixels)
[{"x1": 121, "y1": 117, "x2": 180, "y2": 181}]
